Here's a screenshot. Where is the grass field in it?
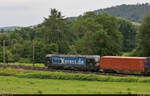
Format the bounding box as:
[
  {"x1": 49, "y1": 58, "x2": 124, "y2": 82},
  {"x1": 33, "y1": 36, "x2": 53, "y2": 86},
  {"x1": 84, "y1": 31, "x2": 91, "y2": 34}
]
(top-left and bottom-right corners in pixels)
[
  {"x1": 0, "y1": 62, "x2": 44, "y2": 67},
  {"x1": 0, "y1": 68, "x2": 150, "y2": 94},
  {"x1": 0, "y1": 76, "x2": 150, "y2": 94}
]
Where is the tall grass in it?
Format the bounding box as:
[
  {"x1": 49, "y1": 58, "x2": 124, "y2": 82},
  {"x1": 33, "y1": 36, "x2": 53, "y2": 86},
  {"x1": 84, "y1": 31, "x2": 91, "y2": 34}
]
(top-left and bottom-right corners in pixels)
[
  {"x1": 0, "y1": 62, "x2": 44, "y2": 67},
  {"x1": 0, "y1": 68, "x2": 150, "y2": 83}
]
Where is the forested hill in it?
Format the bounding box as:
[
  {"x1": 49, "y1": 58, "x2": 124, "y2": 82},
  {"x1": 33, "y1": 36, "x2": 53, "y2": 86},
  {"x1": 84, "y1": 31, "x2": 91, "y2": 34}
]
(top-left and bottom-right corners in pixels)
[
  {"x1": 0, "y1": 26, "x2": 21, "y2": 31},
  {"x1": 94, "y1": 3, "x2": 150, "y2": 23}
]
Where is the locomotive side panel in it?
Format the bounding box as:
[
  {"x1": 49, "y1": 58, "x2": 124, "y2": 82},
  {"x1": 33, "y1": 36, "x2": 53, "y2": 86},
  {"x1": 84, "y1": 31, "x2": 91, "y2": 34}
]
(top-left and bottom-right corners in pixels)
[
  {"x1": 45, "y1": 54, "x2": 100, "y2": 71},
  {"x1": 100, "y1": 56, "x2": 147, "y2": 72},
  {"x1": 51, "y1": 56, "x2": 86, "y2": 67}
]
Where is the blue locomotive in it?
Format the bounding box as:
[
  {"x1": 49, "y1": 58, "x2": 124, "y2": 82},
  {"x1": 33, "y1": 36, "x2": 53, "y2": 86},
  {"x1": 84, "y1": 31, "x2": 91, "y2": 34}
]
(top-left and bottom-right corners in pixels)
[{"x1": 45, "y1": 54, "x2": 100, "y2": 71}]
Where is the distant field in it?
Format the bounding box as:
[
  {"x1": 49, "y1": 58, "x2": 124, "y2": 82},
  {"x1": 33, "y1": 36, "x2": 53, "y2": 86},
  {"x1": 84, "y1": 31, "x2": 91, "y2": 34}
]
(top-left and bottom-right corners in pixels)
[{"x1": 0, "y1": 68, "x2": 150, "y2": 94}]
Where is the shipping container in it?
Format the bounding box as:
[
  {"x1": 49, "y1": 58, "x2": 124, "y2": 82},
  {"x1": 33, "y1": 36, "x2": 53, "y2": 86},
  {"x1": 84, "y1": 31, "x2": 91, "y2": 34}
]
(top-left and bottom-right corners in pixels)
[
  {"x1": 147, "y1": 57, "x2": 150, "y2": 71},
  {"x1": 100, "y1": 56, "x2": 147, "y2": 72}
]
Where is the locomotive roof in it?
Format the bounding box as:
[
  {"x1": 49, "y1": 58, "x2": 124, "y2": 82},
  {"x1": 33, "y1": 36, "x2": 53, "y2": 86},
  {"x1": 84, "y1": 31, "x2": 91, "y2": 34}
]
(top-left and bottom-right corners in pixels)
[{"x1": 46, "y1": 54, "x2": 100, "y2": 58}]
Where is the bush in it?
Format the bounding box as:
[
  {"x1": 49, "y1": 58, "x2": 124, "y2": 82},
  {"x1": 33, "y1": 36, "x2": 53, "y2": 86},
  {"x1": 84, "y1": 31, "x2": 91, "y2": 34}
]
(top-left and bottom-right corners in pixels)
[
  {"x1": 122, "y1": 49, "x2": 140, "y2": 57},
  {"x1": 18, "y1": 58, "x2": 32, "y2": 63}
]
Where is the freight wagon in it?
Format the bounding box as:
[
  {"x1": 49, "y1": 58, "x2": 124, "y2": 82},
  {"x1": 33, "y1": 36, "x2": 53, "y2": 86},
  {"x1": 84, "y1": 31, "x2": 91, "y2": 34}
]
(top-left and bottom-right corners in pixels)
[
  {"x1": 45, "y1": 54, "x2": 100, "y2": 71},
  {"x1": 100, "y1": 56, "x2": 150, "y2": 74},
  {"x1": 45, "y1": 54, "x2": 150, "y2": 74}
]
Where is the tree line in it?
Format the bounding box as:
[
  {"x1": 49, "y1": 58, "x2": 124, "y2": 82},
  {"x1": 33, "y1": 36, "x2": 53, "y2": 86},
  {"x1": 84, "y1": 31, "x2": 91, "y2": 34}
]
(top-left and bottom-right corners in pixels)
[
  {"x1": 0, "y1": 8, "x2": 149, "y2": 63},
  {"x1": 96, "y1": 3, "x2": 150, "y2": 22}
]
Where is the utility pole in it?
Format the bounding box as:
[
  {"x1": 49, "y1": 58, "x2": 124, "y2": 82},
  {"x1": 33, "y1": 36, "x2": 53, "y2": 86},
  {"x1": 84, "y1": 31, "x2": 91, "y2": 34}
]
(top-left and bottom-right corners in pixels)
[
  {"x1": 3, "y1": 40, "x2": 6, "y2": 64},
  {"x1": 32, "y1": 40, "x2": 35, "y2": 67}
]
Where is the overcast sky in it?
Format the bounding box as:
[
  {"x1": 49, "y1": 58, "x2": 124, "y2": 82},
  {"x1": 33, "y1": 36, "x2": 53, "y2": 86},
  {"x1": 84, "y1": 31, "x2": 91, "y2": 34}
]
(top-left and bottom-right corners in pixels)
[{"x1": 0, "y1": 0, "x2": 150, "y2": 27}]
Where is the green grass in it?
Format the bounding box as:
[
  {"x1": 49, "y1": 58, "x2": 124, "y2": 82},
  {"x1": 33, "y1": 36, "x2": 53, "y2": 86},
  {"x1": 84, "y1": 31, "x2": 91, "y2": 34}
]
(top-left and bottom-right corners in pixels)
[
  {"x1": 0, "y1": 68, "x2": 150, "y2": 83},
  {"x1": 0, "y1": 68, "x2": 150, "y2": 94},
  {"x1": 0, "y1": 76, "x2": 150, "y2": 94},
  {"x1": 0, "y1": 62, "x2": 44, "y2": 67}
]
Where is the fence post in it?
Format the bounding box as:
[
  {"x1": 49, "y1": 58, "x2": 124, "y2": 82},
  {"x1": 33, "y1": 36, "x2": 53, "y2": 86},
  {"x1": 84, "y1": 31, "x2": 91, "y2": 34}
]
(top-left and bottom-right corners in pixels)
[
  {"x1": 32, "y1": 40, "x2": 35, "y2": 67},
  {"x1": 3, "y1": 40, "x2": 6, "y2": 64}
]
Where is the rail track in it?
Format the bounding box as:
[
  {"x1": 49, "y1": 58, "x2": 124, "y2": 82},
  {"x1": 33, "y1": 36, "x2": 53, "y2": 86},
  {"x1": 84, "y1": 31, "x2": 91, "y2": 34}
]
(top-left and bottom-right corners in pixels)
[{"x1": 0, "y1": 64, "x2": 149, "y2": 77}]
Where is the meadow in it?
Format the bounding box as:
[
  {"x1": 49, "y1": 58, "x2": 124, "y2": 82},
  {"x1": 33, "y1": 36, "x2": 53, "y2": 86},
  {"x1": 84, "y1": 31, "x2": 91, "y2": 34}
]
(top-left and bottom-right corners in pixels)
[
  {"x1": 0, "y1": 62, "x2": 44, "y2": 67},
  {"x1": 0, "y1": 68, "x2": 150, "y2": 94},
  {"x1": 1, "y1": 76, "x2": 150, "y2": 94}
]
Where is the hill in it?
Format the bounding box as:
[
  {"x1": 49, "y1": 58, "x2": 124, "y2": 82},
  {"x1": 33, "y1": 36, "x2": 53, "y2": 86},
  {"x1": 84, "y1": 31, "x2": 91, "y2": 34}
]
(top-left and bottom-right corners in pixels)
[
  {"x1": 94, "y1": 3, "x2": 150, "y2": 23},
  {"x1": 0, "y1": 26, "x2": 21, "y2": 31}
]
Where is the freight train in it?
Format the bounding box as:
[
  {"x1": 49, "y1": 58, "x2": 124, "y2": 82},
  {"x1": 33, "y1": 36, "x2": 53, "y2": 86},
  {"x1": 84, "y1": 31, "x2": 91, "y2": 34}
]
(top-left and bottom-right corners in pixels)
[{"x1": 45, "y1": 54, "x2": 150, "y2": 74}]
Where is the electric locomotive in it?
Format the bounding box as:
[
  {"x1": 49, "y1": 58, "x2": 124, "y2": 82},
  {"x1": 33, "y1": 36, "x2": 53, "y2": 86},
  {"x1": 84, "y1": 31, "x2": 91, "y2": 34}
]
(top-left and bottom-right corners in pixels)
[{"x1": 45, "y1": 54, "x2": 100, "y2": 71}]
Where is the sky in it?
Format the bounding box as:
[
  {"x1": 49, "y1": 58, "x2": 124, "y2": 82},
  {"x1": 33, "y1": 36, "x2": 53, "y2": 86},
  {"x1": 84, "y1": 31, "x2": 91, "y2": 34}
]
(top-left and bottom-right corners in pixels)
[{"x1": 0, "y1": 0, "x2": 150, "y2": 27}]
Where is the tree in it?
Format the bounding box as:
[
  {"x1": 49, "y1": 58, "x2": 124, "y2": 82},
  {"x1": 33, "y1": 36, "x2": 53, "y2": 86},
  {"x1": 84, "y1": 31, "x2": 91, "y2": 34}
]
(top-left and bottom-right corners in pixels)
[
  {"x1": 10, "y1": 41, "x2": 32, "y2": 63},
  {"x1": 0, "y1": 46, "x2": 2, "y2": 62},
  {"x1": 95, "y1": 14, "x2": 123, "y2": 55},
  {"x1": 14, "y1": 27, "x2": 37, "y2": 41},
  {"x1": 72, "y1": 13, "x2": 122, "y2": 56},
  {"x1": 41, "y1": 8, "x2": 70, "y2": 53},
  {"x1": 118, "y1": 18, "x2": 138, "y2": 52},
  {"x1": 34, "y1": 41, "x2": 58, "y2": 63},
  {"x1": 0, "y1": 33, "x2": 9, "y2": 46},
  {"x1": 8, "y1": 31, "x2": 23, "y2": 48},
  {"x1": 137, "y1": 14, "x2": 150, "y2": 56},
  {"x1": 72, "y1": 12, "x2": 98, "y2": 38}
]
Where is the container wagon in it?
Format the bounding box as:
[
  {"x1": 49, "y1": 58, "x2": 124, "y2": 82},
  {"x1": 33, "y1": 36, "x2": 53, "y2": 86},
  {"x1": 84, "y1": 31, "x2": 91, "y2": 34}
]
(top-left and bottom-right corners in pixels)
[{"x1": 100, "y1": 56, "x2": 150, "y2": 73}]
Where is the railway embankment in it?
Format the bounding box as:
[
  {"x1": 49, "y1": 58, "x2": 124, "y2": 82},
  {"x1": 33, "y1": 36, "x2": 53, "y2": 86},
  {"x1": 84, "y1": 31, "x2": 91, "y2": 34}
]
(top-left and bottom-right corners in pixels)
[{"x1": 0, "y1": 67, "x2": 150, "y2": 83}]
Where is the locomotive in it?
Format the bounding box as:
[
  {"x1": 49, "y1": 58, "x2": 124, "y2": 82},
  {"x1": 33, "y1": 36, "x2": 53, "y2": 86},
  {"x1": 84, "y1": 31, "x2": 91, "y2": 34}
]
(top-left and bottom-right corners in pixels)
[
  {"x1": 45, "y1": 54, "x2": 150, "y2": 74},
  {"x1": 45, "y1": 54, "x2": 100, "y2": 71}
]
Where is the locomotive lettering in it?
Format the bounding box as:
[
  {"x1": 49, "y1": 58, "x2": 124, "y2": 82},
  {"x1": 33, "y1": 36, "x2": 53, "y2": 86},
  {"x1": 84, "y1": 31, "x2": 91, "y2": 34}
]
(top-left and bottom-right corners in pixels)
[{"x1": 51, "y1": 57, "x2": 86, "y2": 65}]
